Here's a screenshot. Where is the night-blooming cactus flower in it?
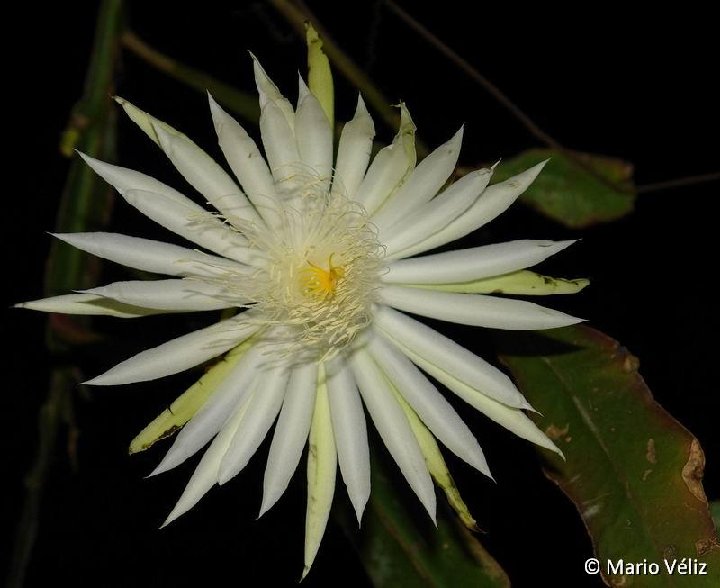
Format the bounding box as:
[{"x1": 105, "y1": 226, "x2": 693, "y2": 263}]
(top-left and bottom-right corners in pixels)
[{"x1": 19, "y1": 33, "x2": 587, "y2": 577}]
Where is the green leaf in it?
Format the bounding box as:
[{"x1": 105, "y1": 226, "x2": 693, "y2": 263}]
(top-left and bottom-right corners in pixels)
[
  {"x1": 342, "y1": 452, "x2": 509, "y2": 587},
  {"x1": 499, "y1": 325, "x2": 720, "y2": 586},
  {"x1": 711, "y1": 503, "x2": 720, "y2": 532},
  {"x1": 493, "y1": 149, "x2": 635, "y2": 228}
]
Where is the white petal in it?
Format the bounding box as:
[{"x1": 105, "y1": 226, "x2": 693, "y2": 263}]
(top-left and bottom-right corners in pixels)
[
  {"x1": 53, "y1": 232, "x2": 244, "y2": 278},
  {"x1": 332, "y1": 95, "x2": 375, "y2": 201},
  {"x1": 252, "y1": 56, "x2": 295, "y2": 128},
  {"x1": 85, "y1": 316, "x2": 256, "y2": 385},
  {"x1": 355, "y1": 104, "x2": 416, "y2": 216},
  {"x1": 326, "y1": 358, "x2": 370, "y2": 524},
  {"x1": 79, "y1": 155, "x2": 252, "y2": 263},
  {"x1": 350, "y1": 349, "x2": 436, "y2": 522},
  {"x1": 208, "y1": 94, "x2": 279, "y2": 227},
  {"x1": 380, "y1": 285, "x2": 582, "y2": 330},
  {"x1": 295, "y1": 85, "x2": 333, "y2": 191},
  {"x1": 152, "y1": 343, "x2": 265, "y2": 475},
  {"x1": 114, "y1": 96, "x2": 183, "y2": 144},
  {"x1": 162, "y1": 393, "x2": 251, "y2": 526},
  {"x1": 384, "y1": 332, "x2": 561, "y2": 456},
  {"x1": 382, "y1": 167, "x2": 493, "y2": 257},
  {"x1": 384, "y1": 240, "x2": 576, "y2": 285},
  {"x1": 15, "y1": 293, "x2": 161, "y2": 318},
  {"x1": 302, "y1": 368, "x2": 337, "y2": 580},
  {"x1": 374, "y1": 306, "x2": 528, "y2": 408},
  {"x1": 78, "y1": 152, "x2": 184, "y2": 198},
  {"x1": 80, "y1": 279, "x2": 239, "y2": 312},
  {"x1": 371, "y1": 127, "x2": 464, "y2": 231},
  {"x1": 260, "y1": 361, "x2": 318, "y2": 517},
  {"x1": 218, "y1": 364, "x2": 289, "y2": 484},
  {"x1": 395, "y1": 161, "x2": 547, "y2": 259},
  {"x1": 153, "y1": 124, "x2": 262, "y2": 227},
  {"x1": 368, "y1": 335, "x2": 491, "y2": 477},
  {"x1": 123, "y1": 189, "x2": 253, "y2": 264},
  {"x1": 260, "y1": 99, "x2": 301, "y2": 187}
]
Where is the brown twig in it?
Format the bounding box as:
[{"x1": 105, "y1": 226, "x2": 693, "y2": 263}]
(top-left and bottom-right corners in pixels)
[
  {"x1": 385, "y1": 0, "x2": 563, "y2": 150},
  {"x1": 636, "y1": 171, "x2": 720, "y2": 194}
]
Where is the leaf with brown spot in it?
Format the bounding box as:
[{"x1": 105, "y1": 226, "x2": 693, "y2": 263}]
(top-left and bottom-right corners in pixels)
[{"x1": 499, "y1": 325, "x2": 720, "y2": 586}]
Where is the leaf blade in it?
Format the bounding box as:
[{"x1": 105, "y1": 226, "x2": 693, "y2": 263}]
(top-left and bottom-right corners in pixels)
[
  {"x1": 493, "y1": 149, "x2": 636, "y2": 228},
  {"x1": 500, "y1": 325, "x2": 720, "y2": 586}
]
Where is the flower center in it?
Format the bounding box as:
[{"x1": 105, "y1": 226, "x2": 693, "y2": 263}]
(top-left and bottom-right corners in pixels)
[
  {"x1": 226, "y1": 182, "x2": 384, "y2": 361},
  {"x1": 302, "y1": 256, "x2": 346, "y2": 299}
]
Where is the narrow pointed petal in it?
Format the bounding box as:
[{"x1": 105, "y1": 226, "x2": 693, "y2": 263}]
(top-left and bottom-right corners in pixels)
[
  {"x1": 122, "y1": 189, "x2": 253, "y2": 264},
  {"x1": 252, "y1": 56, "x2": 295, "y2": 128},
  {"x1": 380, "y1": 285, "x2": 582, "y2": 330},
  {"x1": 53, "y1": 232, "x2": 244, "y2": 278},
  {"x1": 327, "y1": 358, "x2": 370, "y2": 524},
  {"x1": 153, "y1": 124, "x2": 261, "y2": 227},
  {"x1": 85, "y1": 316, "x2": 256, "y2": 386},
  {"x1": 152, "y1": 342, "x2": 264, "y2": 474},
  {"x1": 114, "y1": 96, "x2": 183, "y2": 145},
  {"x1": 295, "y1": 88, "x2": 333, "y2": 192},
  {"x1": 350, "y1": 349, "x2": 436, "y2": 522},
  {"x1": 331, "y1": 95, "x2": 374, "y2": 201},
  {"x1": 355, "y1": 104, "x2": 416, "y2": 216},
  {"x1": 260, "y1": 99, "x2": 301, "y2": 187},
  {"x1": 79, "y1": 154, "x2": 251, "y2": 262},
  {"x1": 371, "y1": 127, "x2": 464, "y2": 231},
  {"x1": 368, "y1": 335, "x2": 491, "y2": 477},
  {"x1": 411, "y1": 270, "x2": 588, "y2": 296},
  {"x1": 302, "y1": 365, "x2": 337, "y2": 580},
  {"x1": 384, "y1": 240, "x2": 576, "y2": 285},
  {"x1": 15, "y1": 293, "x2": 161, "y2": 318},
  {"x1": 208, "y1": 94, "x2": 279, "y2": 226},
  {"x1": 396, "y1": 161, "x2": 547, "y2": 258},
  {"x1": 80, "y1": 279, "x2": 239, "y2": 312},
  {"x1": 162, "y1": 395, "x2": 251, "y2": 526},
  {"x1": 260, "y1": 362, "x2": 318, "y2": 517},
  {"x1": 218, "y1": 365, "x2": 290, "y2": 484},
  {"x1": 78, "y1": 152, "x2": 184, "y2": 199},
  {"x1": 382, "y1": 167, "x2": 494, "y2": 256},
  {"x1": 374, "y1": 306, "x2": 528, "y2": 408},
  {"x1": 385, "y1": 333, "x2": 562, "y2": 456}
]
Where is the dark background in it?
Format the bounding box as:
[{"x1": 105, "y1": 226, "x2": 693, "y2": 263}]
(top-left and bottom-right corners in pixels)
[{"x1": 4, "y1": 2, "x2": 718, "y2": 587}]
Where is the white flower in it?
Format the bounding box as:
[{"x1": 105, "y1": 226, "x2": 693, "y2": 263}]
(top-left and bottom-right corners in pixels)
[{"x1": 20, "y1": 56, "x2": 584, "y2": 576}]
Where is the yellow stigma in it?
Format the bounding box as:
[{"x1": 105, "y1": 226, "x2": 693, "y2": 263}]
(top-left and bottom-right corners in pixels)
[{"x1": 302, "y1": 255, "x2": 346, "y2": 298}]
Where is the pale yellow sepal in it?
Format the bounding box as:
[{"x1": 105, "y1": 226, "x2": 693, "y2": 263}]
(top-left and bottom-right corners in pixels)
[
  {"x1": 303, "y1": 363, "x2": 337, "y2": 580},
  {"x1": 114, "y1": 96, "x2": 185, "y2": 145},
  {"x1": 129, "y1": 338, "x2": 255, "y2": 454},
  {"x1": 305, "y1": 23, "x2": 334, "y2": 131},
  {"x1": 389, "y1": 381, "x2": 478, "y2": 530},
  {"x1": 409, "y1": 270, "x2": 589, "y2": 295}
]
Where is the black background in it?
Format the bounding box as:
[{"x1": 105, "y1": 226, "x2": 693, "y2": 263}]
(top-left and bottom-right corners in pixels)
[{"x1": 4, "y1": 2, "x2": 718, "y2": 587}]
